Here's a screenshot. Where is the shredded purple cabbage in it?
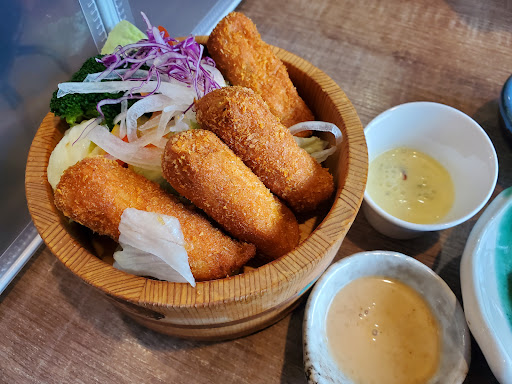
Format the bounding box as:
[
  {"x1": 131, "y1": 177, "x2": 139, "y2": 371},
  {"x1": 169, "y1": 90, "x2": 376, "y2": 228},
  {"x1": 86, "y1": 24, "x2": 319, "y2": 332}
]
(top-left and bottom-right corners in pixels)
[{"x1": 94, "y1": 12, "x2": 222, "y2": 120}]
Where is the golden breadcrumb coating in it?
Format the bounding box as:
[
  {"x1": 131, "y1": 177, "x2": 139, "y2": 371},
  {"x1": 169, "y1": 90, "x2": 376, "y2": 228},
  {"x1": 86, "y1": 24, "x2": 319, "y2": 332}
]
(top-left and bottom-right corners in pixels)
[
  {"x1": 162, "y1": 129, "x2": 300, "y2": 259},
  {"x1": 195, "y1": 86, "x2": 335, "y2": 213},
  {"x1": 207, "y1": 12, "x2": 314, "y2": 131},
  {"x1": 54, "y1": 157, "x2": 256, "y2": 281}
]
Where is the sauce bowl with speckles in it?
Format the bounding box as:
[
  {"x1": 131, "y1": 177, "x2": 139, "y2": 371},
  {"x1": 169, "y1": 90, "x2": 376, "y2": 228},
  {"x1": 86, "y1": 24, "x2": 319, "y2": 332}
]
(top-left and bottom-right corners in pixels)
[
  {"x1": 304, "y1": 250, "x2": 471, "y2": 384},
  {"x1": 363, "y1": 102, "x2": 498, "y2": 239}
]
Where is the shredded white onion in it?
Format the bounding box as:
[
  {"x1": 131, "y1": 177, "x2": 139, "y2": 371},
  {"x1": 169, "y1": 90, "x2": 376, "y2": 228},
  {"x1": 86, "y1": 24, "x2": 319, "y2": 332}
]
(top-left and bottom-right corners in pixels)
[
  {"x1": 82, "y1": 64, "x2": 225, "y2": 90},
  {"x1": 290, "y1": 121, "x2": 342, "y2": 162},
  {"x1": 289, "y1": 121, "x2": 343, "y2": 145},
  {"x1": 57, "y1": 80, "x2": 196, "y2": 101},
  {"x1": 310, "y1": 147, "x2": 338, "y2": 163},
  {"x1": 113, "y1": 208, "x2": 195, "y2": 286},
  {"x1": 84, "y1": 69, "x2": 152, "y2": 82},
  {"x1": 203, "y1": 64, "x2": 227, "y2": 89},
  {"x1": 118, "y1": 99, "x2": 128, "y2": 138},
  {"x1": 66, "y1": 63, "x2": 225, "y2": 177},
  {"x1": 173, "y1": 114, "x2": 189, "y2": 133},
  {"x1": 137, "y1": 114, "x2": 161, "y2": 131},
  {"x1": 87, "y1": 124, "x2": 163, "y2": 170},
  {"x1": 156, "y1": 109, "x2": 173, "y2": 138},
  {"x1": 126, "y1": 94, "x2": 175, "y2": 141}
]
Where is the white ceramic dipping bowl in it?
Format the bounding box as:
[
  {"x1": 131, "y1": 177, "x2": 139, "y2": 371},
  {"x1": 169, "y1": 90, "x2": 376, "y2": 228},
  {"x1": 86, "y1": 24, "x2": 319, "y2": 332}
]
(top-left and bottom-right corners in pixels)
[
  {"x1": 303, "y1": 251, "x2": 471, "y2": 384},
  {"x1": 363, "y1": 102, "x2": 498, "y2": 239}
]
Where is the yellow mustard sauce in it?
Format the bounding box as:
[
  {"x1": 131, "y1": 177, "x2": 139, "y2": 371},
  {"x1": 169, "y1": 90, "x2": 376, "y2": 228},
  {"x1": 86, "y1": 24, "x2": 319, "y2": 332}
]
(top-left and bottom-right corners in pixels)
[
  {"x1": 326, "y1": 276, "x2": 441, "y2": 384},
  {"x1": 367, "y1": 147, "x2": 455, "y2": 224}
]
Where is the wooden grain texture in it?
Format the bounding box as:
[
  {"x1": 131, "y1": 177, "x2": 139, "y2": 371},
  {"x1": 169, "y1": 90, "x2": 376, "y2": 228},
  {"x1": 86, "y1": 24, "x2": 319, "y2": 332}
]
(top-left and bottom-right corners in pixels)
[
  {"x1": 3, "y1": 0, "x2": 512, "y2": 382},
  {"x1": 24, "y1": 39, "x2": 366, "y2": 340}
]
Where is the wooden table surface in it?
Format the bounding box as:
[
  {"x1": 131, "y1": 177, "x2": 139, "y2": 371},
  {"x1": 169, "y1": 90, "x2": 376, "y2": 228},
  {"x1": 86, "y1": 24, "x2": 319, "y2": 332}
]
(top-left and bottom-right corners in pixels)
[{"x1": 2, "y1": 0, "x2": 512, "y2": 382}]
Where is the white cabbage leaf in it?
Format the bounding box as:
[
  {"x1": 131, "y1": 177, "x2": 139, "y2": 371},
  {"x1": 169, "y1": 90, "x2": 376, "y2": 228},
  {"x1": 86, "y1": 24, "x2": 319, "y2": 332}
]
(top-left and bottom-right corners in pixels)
[
  {"x1": 113, "y1": 208, "x2": 195, "y2": 286},
  {"x1": 47, "y1": 118, "x2": 99, "y2": 190}
]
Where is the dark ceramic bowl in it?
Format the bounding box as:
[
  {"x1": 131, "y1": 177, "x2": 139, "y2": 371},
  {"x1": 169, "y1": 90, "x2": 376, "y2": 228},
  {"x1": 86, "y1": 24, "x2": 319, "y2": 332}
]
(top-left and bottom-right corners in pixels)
[{"x1": 499, "y1": 74, "x2": 512, "y2": 143}]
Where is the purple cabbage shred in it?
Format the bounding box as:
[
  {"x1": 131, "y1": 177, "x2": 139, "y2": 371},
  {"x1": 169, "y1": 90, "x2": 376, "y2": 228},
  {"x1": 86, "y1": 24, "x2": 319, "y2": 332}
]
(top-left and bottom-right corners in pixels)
[{"x1": 93, "y1": 12, "x2": 222, "y2": 121}]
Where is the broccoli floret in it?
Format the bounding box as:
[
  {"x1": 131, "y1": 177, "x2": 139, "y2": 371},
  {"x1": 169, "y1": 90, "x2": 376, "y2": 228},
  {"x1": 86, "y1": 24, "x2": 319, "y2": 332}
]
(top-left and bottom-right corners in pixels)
[
  {"x1": 69, "y1": 55, "x2": 109, "y2": 82},
  {"x1": 50, "y1": 55, "x2": 129, "y2": 130},
  {"x1": 50, "y1": 89, "x2": 126, "y2": 129}
]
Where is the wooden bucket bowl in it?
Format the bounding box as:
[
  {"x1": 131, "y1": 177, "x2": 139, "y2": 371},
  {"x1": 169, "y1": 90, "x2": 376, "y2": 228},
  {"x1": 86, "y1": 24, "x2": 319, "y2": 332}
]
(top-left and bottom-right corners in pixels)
[{"x1": 25, "y1": 37, "x2": 368, "y2": 341}]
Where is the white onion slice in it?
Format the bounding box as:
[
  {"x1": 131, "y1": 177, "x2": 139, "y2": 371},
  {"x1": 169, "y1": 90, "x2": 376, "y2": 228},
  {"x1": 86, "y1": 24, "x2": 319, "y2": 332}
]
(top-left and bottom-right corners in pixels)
[
  {"x1": 57, "y1": 81, "x2": 195, "y2": 101},
  {"x1": 156, "y1": 109, "x2": 173, "y2": 138},
  {"x1": 129, "y1": 117, "x2": 172, "y2": 149},
  {"x1": 137, "y1": 114, "x2": 161, "y2": 132},
  {"x1": 119, "y1": 99, "x2": 128, "y2": 138},
  {"x1": 203, "y1": 64, "x2": 227, "y2": 88},
  {"x1": 157, "y1": 82, "x2": 196, "y2": 102},
  {"x1": 113, "y1": 208, "x2": 195, "y2": 286},
  {"x1": 113, "y1": 111, "x2": 126, "y2": 125},
  {"x1": 150, "y1": 137, "x2": 170, "y2": 149},
  {"x1": 87, "y1": 124, "x2": 163, "y2": 170},
  {"x1": 288, "y1": 121, "x2": 343, "y2": 145},
  {"x1": 126, "y1": 94, "x2": 173, "y2": 142},
  {"x1": 163, "y1": 103, "x2": 189, "y2": 113},
  {"x1": 310, "y1": 147, "x2": 338, "y2": 163},
  {"x1": 173, "y1": 114, "x2": 190, "y2": 133},
  {"x1": 84, "y1": 69, "x2": 152, "y2": 82},
  {"x1": 129, "y1": 127, "x2": 161, "y2": 148},
  {"x1": 289, "y1": 121, "x2": 342, "y2": 162}
]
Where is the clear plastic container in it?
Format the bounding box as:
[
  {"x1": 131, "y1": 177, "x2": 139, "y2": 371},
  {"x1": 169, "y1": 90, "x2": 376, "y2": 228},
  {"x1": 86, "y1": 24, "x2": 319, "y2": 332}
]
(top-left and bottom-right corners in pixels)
[{"x1": 0, "y1": 0, "x2": 240, "y2": 293}]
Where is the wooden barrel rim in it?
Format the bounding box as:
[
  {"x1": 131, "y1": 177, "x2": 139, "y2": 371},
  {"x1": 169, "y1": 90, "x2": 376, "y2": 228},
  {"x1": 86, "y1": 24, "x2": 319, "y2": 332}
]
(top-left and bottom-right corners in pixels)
[{"x1": 25, "y1": 37, "x2": 368, "y2": 309}]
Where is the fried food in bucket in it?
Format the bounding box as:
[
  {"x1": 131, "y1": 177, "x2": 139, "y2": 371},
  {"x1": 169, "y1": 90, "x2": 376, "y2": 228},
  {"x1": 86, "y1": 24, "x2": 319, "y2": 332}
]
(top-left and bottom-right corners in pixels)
[
  {"x1": 207, "y1": 12, "x2": 314, "y2": 132},
  {"x1": 162, "y1": 129, "x2": 300, "y2": 259},
  {"x1": 195, "y1": 86, "x2": 334, "y2": 213},
  {"x1": 54, "y1": 157, "x2": 256, "y2": 281}
]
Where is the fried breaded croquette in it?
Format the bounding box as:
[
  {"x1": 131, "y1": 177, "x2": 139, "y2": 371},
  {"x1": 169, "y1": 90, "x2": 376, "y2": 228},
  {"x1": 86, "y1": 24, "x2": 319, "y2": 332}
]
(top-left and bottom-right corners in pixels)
[
  {"x1": 162, "y1": 129, "x2": 300, "y2": 259},
  {"x1": 207, "y1": 12, "x2": 314, "y2": 132},
  {"x1": 54, "y1": 157, "x2": 256, "y2": 281},
  {"x1": 195, "y1": 86, "x2": 334, "y2": 213}
]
